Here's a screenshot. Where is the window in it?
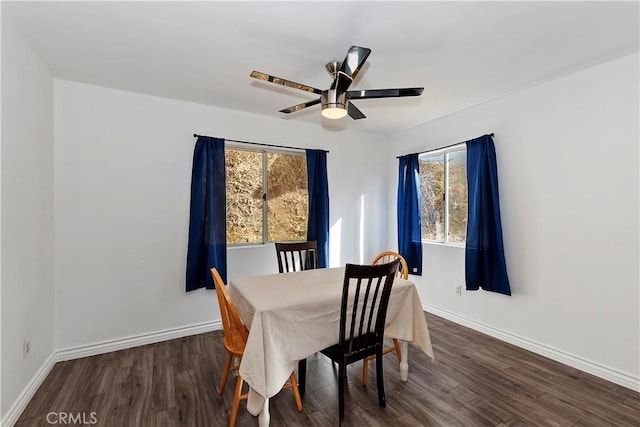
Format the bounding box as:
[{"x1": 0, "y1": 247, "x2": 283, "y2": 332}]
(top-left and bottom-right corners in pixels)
[
  {"x1": 225, "y1": 147, "x2": 308, "y2": 245},
  {"x1": 419, "y1": 145, "x2": 467, "y2": 244}
]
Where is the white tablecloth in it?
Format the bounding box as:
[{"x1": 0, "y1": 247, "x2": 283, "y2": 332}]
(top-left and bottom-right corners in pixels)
[{"x1": 228, "y1": 267, "x2": 434, "y2": 415}]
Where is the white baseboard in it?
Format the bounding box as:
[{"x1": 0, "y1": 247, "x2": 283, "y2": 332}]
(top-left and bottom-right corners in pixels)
[
  {"x1": 56, "y1": 320, "x2": 221, "y2": 362},
  {"x1": 2, "y1": 320, "x2": 222, "y2": 427},
  {"x1": 1, "y1": 352, "x2": 56, "y2": 427},
  {"x1": 424, "y1": 304, "x2": 639, "y2": 392}
]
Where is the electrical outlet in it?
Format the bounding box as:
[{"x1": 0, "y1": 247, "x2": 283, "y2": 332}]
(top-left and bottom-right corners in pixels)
[
  {"x1": 455, "y1": 285, "x2": 462, "y2": 296},
  {"x1": 23, "y1": 337, "x2": 31, "y2": 359}
]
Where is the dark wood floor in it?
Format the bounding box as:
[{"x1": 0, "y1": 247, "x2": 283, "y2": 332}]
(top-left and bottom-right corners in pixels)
[{"x1": 15, "y1": 313, "x2": 639, "y2": 426}]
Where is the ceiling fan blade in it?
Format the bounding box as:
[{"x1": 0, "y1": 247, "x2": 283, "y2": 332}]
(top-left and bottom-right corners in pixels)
[
  {"x1": 341, "y1": 46, "x2": 371, "y2": 80},
  {"x1": 347, "y1": 102, "x2": 366, "y2": 120},
  {"x1": 331, "y1": 46, "x2": 372, "y2": 92},
  {"x1": 250, "y1": 71, "x2": 322, "y2": 95},
  {"x1": 279, "y1": 98, "x2": 322, "y2": 114},
  {"x1": 348, "y1": 87, "x2": 424, "y2": 100}
]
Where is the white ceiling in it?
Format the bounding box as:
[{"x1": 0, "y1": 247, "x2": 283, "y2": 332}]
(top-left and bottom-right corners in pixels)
[{"x1": 3, "y1": 1, "x2": 639, "y2": 135}]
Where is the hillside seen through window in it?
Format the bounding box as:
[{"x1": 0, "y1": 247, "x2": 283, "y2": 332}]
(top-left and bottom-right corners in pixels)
[
  {"x1": 419, "y1": 147, "x2": 467, "y2": 244},
  {"x1": 225, "y1": 148, "x2": 308, "y2": 244}
]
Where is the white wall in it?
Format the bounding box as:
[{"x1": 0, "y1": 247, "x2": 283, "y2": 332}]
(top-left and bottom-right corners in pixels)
[
  {"x1": 53, "y1": 80, "x2": 389, "y2": 350},
  {"x1": 1, "y1": 17, "x2": 55, "y2": 417},
  {"x1": 386, "y1": 53, "x2": 639, "y2": 387}
]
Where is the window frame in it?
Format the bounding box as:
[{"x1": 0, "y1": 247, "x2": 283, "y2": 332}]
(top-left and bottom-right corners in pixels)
[
  {"x1": 225, "y1": 143, "x2": 308, "y2": 246},
  {"x1": 418, "y1": 143, "x2": 467, "y2": 247}
]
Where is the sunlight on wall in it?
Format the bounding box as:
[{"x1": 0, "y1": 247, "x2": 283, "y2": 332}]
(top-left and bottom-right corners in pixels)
[
  {"x1": 329, "y1": 218, "x2": 342, "y2": 267},
  {"x1": 359, "y1": 195, "x2": 365, "y2": 264}
]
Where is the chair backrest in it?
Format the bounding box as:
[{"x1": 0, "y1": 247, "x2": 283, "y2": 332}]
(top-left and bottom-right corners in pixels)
[
  {"x1": 275, "y1": 241, "x2": 318, "y2": 273},
  {"x1": 338, "y1": 259, "x2": 401, "y2": 358},
  {"x1": 371, "y1": 251, "x2": 409, "y2": 280},
  {"x1": 211, "y1": 268, "x2": 248, "y2": 345}
]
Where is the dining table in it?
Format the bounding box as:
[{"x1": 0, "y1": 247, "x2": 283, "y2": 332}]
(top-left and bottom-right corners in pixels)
[{"x1": 228, "y1": 266, "x2": 434, "y2": 426}]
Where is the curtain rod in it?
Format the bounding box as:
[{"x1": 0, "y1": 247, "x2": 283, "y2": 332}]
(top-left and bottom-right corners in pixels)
[
  {"x1": 193, "y1": 134, "x2": 329, "y2": 153},
  {"x1": 396, "y1": 133, "x2": 494, "y2": 159}
]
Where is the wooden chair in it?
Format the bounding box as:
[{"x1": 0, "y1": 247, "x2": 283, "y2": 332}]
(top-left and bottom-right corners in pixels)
[
  {"x1": 319, "y1": 259, "x2": 401, "y2": 426},
  {"x1": 273, "y1": 240, "x2": 318, "y2": 397},
  {"x1": 211, "y1": 268, "x2": 303, "y2": 426},
  {"x1": 275, "y1": 241, "x2": 318, "y2": 273},
  {"x1": 362, "y1": 251, "x2": 409, "y2": 385}
]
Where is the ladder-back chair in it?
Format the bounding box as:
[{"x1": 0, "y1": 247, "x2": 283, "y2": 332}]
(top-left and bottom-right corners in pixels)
[
  {"x1": 274, "y1": 241, "x2": 318, "y2": 273},
  {"x1": 362, "y1": 251, "x2": 409, "y2": 385},
  {"x1": 319, "y1": 259, "x2": 400, "y2": 426}
]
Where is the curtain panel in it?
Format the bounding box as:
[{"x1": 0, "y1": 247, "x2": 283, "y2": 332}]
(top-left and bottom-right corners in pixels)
[
  {"x1": 306, "y1": 149, "x2": 329, "y2": 268},
  {"x1": 397, "y1": 154, "x2": 423, "y2": 275},
  {"x1": 186, "y1": 136, "x2": 227, "y2": 291},
  {"x1": 465, "y1": 134, "x2": 511, "y2": 295}
]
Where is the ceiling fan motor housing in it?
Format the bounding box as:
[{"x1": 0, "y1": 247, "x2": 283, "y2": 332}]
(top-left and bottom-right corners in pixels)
[{"x1": 321, "y1": 89, "x2": 348, "y2": 111}]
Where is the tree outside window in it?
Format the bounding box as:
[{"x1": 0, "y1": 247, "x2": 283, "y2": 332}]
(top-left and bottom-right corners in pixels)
[{"x1": 419, "y1": 146, "x2": 467, "y2": 244}]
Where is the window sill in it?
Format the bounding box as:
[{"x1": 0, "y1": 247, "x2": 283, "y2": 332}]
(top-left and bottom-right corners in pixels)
[
  {"x1": 228, "y1": 240, "x2": 305, "y2": 250},
  {"x1": 421, "y1": 240, "x2": 465, "y2": 249},
  {"x1": 227, "y1": 243, "x2": 268, "y2": 250}
]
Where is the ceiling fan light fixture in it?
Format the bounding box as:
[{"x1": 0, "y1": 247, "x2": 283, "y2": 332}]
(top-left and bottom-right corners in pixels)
[
  {"x1": 321, "y1": 106, "x2": 348, "y2": 119},
  {"x1": 321, "y1": 89, "x2": 348, "y2": 119}
]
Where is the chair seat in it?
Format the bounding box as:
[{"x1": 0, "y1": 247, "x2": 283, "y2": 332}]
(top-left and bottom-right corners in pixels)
[
  {"x1": 321, "y1": 332, "x2": 380, "y2": 365},
  {"x1": 224, "y1": 327, "x2": 248, "y2": 357}
]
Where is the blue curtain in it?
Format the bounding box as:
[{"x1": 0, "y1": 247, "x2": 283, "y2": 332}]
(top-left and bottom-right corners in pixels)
[
  {"x1": 186, "y1": 136, "x2": 227, "y2": 291},
  {"x1": 397, "y1": 154, "x2": 422, "y2": 275},
  {"x1": 465, "y1": 135, "x2": 511, "y2": 295},
  {"x1": 306, "y1": 149, "x2": 329, "y2": 268}
]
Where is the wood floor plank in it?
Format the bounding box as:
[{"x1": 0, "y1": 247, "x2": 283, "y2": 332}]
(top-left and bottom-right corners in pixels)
[
  {"x1": 16, "y1": 361, "x2": 74, "y2": 421},
  {"x1": 14, "y1": 313, "x2": 640, "y2": 426}
]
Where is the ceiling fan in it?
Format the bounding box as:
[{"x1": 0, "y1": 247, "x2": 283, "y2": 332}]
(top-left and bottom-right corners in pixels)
[{"x1": 250, "y1": 46, "x2": 424, "y2": 120}]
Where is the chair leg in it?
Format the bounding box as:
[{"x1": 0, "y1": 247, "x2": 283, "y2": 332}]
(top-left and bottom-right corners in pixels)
[
  {"x1": 376, "y1": 352, "x2": 386, "y2": 408},
  {"x1": 362, "y1": 358, "x2": 369, "y2": 386},
  {"x1": 289, "y1": 373, "x2": 303, "y2": 411},
  {"x1": 393, "y1": 338, "x2": 402, "y2": 361},
  {"x1": 230, "y1": 375, "x2": 244, "y2": 427},
  {"x1": 338, "y1": 362, "x2": 346, "y2": 426},
  {"x1": 298, "y1": 359, "x2": 307, "y2": 397},
  {"x1": 218, "y1": 353, "x2": 233, "y2": 396}
]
